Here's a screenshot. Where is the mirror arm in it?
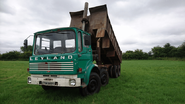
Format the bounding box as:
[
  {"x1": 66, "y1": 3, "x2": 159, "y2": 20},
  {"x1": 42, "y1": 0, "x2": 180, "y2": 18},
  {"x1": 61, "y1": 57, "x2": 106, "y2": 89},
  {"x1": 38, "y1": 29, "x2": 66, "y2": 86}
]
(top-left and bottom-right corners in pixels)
[
  {"x1": 25, "y1": 35, "x2": 33, "y2": 40},
  {"x1": 24, "y1": 35, "x2": 33, "y2": 50}
]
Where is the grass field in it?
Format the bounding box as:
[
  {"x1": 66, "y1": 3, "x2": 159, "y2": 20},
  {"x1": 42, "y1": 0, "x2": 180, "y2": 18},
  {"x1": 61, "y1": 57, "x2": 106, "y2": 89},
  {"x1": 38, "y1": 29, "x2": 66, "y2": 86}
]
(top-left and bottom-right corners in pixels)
[{"x1": 0, "y1": 60, "x2": 185, "y2": 104}]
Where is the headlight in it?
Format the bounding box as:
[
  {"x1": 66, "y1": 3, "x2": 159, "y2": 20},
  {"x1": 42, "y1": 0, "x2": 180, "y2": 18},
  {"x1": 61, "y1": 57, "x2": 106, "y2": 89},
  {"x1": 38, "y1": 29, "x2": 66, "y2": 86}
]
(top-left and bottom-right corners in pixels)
[
  {"x1": 69, "y1": 79, "x2": 76, "y2": 86},
  {"x1": 28, "y1": 77, "x2": 31, "y2": 83}
]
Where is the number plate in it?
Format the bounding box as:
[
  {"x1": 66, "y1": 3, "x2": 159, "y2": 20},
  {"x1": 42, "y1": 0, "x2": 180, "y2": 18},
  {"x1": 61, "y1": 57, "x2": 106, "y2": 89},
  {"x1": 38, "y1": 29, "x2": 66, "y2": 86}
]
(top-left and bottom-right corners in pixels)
[{"x1": 42, "y1": 82, "x2": 55, "y2": 85}]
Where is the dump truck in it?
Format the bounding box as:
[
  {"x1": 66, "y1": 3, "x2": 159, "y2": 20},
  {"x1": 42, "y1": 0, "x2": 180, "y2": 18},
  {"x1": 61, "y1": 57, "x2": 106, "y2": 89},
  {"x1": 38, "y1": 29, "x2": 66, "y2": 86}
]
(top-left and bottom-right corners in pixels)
[{"x1": 24, "y1": 3, "x2": 122, "y2": 96}]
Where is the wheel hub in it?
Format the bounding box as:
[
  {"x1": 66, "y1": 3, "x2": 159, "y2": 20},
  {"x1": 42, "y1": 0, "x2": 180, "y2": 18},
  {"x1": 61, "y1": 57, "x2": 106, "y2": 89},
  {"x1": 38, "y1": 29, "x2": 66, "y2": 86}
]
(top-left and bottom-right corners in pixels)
[
  {"x1": 88, "y1": 79, "x2": 98, "y2": 92},
  {"x1": 101, "y1": 74, "x2": 107, "y2": 84}
]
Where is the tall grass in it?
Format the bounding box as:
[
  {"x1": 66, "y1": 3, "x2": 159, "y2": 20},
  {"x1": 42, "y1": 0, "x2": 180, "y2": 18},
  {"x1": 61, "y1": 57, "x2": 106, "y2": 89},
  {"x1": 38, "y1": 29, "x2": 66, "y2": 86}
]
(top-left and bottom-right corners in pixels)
[{"x1": 0, "y1": 60, "x2": 185, "y2": 104}]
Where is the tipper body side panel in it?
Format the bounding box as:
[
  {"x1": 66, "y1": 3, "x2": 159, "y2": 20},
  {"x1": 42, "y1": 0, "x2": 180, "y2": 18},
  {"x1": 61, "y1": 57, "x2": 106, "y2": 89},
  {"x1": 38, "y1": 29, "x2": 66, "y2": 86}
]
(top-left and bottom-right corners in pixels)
[{"x1": 70, "y1": 5, "x2": 122, "y2": 67}]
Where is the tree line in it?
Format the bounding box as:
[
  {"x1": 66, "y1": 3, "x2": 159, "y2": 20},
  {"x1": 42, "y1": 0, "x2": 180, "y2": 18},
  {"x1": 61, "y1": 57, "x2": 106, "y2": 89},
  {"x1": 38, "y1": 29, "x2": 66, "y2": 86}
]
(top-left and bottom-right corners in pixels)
[
  {"x1": 0, "y1": 46, "x2": 32, "y2": 60},
  {"x1": 122, "y1": 42, "x2": 185, "y2": 60},
  {"x1": 0, "y1": 42, "x2": 185, "y2": 61},
  {"x1": 152, "y1": 43, "x2": 185, "y2": 58}
]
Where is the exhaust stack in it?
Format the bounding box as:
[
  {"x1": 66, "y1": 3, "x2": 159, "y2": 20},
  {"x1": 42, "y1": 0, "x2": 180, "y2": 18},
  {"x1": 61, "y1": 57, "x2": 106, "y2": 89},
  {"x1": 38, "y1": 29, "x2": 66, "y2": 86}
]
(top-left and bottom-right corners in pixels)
[{"x1": 82, "y1": 2, "x2": 88, "y2": 31}]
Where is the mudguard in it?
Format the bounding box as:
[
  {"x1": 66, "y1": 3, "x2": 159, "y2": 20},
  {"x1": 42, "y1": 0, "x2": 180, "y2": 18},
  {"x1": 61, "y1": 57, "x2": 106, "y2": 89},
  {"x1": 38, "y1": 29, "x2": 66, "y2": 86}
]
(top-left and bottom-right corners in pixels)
[{"x1": 83, "y1": 63, "x2": 98, "y2": 86}]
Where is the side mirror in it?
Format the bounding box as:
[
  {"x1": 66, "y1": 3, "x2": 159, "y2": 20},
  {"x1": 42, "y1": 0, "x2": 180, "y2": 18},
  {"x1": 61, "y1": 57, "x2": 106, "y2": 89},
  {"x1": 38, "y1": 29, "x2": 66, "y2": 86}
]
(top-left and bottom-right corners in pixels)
[
  {"x1": 84, "y1": 35, "x2": 91, "y2": 46},
  {"x1": 24, "y1": 39, "x2": 28, "y2": 49}
]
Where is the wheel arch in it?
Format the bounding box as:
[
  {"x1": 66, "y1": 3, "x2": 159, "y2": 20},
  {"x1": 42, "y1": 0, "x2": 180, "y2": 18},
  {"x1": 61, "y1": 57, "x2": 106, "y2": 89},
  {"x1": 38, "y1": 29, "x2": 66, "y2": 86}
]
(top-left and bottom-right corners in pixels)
[
  {"x1": 91, "y1": 66, "x2": 100, "y2": 76},
  {"x1": 84, "y1": 64, "x2": 100, "y2": 86}
]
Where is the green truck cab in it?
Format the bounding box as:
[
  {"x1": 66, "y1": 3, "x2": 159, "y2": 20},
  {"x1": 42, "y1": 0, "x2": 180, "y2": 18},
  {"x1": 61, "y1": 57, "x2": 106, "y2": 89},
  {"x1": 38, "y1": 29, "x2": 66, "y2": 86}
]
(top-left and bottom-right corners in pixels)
[
  {"x1": 25, "y1": 4, "x2": 122, "y2": 96},
  {"x1": 27, "y1": 27, "x2": 101, "y2": 94}
]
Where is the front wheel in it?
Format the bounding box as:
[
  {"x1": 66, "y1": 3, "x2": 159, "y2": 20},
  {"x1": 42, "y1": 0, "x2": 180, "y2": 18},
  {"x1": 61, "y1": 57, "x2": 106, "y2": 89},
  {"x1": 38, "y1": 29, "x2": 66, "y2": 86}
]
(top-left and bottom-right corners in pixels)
[{"x1": 79, "y1": 72, "x2": 101, "y2": 96}]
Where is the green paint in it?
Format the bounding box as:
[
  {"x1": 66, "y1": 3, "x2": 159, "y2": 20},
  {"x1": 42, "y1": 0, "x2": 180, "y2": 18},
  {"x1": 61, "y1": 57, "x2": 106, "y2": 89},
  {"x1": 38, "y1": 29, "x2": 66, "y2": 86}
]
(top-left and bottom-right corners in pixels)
[{"x1": 28, "y1": 27, "x2": 94, "y2": 87}]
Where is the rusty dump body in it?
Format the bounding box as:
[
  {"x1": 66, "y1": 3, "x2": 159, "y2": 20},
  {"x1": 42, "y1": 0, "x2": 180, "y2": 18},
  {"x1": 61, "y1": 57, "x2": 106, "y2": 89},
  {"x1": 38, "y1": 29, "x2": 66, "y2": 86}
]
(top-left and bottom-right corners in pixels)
[{"x1": 70, "y1": 4, "x2": 122, "y2": 68}]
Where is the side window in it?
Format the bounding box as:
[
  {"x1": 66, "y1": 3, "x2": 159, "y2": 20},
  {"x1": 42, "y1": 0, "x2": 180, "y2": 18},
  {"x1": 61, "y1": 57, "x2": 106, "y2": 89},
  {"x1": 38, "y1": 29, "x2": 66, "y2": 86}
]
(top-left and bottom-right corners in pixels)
[
  {"x1": 83, "y1": 33, "x2": 89, "y2": 47},
  {"x1": 35, "y1": 36, "x2": 41, "y2": 50},
  {"x1": 78, "y1": 32, "x2": 82, "y2": 52}
]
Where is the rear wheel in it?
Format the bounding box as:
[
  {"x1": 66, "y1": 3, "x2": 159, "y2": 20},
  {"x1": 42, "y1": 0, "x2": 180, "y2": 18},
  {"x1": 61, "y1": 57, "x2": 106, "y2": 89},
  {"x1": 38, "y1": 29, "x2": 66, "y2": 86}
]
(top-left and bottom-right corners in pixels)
[
  {"x1": 79, "y1": 72, "x2": 101, "y2": 96},
  {"x1": 100, "y1": 69, "x2": 109, "y2": 86},
  {"x1": 112, "y1": 65, "x2": 118, "y2": 78},
  {"x1": 108, "y1": 66, "x2": 113, "y2": 78}
]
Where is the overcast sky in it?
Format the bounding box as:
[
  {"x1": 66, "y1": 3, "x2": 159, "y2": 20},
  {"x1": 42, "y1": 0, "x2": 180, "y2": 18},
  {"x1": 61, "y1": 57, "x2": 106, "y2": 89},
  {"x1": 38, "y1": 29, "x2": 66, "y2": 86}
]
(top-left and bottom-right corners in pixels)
[{"x1": 0, "y1": 0, "x2": 185, "y2": 54}]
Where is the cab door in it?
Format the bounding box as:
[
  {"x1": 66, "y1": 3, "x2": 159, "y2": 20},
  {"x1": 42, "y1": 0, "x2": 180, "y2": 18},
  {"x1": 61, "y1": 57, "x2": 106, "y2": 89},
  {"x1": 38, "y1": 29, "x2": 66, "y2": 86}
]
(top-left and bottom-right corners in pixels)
[{"x1": 77, "y1": 31, "x2": 92, "y2": 72}]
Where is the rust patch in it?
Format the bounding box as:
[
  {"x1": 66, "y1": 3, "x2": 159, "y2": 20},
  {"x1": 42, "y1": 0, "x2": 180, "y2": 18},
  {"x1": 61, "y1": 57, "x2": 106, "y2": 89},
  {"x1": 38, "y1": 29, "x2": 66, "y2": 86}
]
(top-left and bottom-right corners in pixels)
[
  {"x1": 96, "y1": 28, "x2": 105, "y2": 38},
  {"x1": 106, "y1": 51, "x2": 115, "y2": 57},
  {"x1": 69, "y1": 4, "x2": 122, "y2": 65},
  {"x1": 102, "y1": 36, "x2": 110, "y2": 48}
]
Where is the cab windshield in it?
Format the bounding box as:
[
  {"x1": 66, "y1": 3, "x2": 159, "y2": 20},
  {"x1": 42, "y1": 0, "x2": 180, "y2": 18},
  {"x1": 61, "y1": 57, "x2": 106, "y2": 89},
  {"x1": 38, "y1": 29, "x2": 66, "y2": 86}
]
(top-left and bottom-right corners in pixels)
[{"x1": 34, "y1": 30, "x2": 76, "y2": 55}]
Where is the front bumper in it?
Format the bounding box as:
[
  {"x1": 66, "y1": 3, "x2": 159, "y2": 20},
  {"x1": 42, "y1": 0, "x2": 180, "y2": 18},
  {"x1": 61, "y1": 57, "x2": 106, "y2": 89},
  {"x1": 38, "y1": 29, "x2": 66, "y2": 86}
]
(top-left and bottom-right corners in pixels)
[{"x1": 28, "y1": 74, "x2": 81, "y2": 87}]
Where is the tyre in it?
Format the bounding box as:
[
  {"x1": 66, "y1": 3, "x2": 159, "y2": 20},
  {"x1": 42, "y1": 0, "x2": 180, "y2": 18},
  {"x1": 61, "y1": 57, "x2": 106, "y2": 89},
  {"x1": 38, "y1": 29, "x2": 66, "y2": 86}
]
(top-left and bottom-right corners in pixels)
[
  {"x1": 117, "y1": 65, "x2": 121, "y2": 76},
  {"x1": 108, "y1": 66, "x2": 113, "y2": 78},
  {"x1": 100, "y1": 69, "x2": 109, "y2": 86},
  {"x1": 112, "y1": 65, "x2": 118, "y2": 78},
  {"x1": 79, "y1": 72, "x2": 101, "y2": 96}
]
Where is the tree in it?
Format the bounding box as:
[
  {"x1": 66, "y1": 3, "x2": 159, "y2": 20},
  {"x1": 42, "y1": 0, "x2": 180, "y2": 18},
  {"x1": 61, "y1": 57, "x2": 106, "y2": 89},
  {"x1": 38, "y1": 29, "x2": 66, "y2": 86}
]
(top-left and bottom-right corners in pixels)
[
  {"x1": 122, "y1": 49, "x2": 149, "y2": 60},
  {"x1": 1, "y1": 51, "x2": 21, "y2": 60},
  {"x1": 152, "y1": 46, "x2": 164, "y2": 57},
  {"x1": 20, "y1": 45, "x2": 33, "y2": 60},
  {"x1": 134, "y1": 49, "x2": 143, "y2": 59},
  {"x1": 20, "y1": 45, "x2": 33, "y2": 53},
  {"x1": 148, "y1": 51, "x2": 152, "y2": 57},
  {"x1": 169, "y1": 46, "x2": 178, "y2": 57},
  {"x1": 0, "y1": 53, "x2": 2, "y2": 60},
  {"x1": 19, "y1": 51, "x2": 32, "y2": 60},
  {"x1": 177, "y1": 42, "x2": 185, "y2": 57},
  {"x1": 163, "y1": 43, "x2": 174, "y2": 57}
]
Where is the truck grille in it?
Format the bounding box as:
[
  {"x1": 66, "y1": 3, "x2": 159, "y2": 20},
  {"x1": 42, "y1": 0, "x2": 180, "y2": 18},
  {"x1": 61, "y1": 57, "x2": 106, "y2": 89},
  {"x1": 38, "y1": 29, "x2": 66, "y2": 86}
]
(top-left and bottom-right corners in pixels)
[{"x1": 29, "y1": 62, "x2": 74, "y2": 71}]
